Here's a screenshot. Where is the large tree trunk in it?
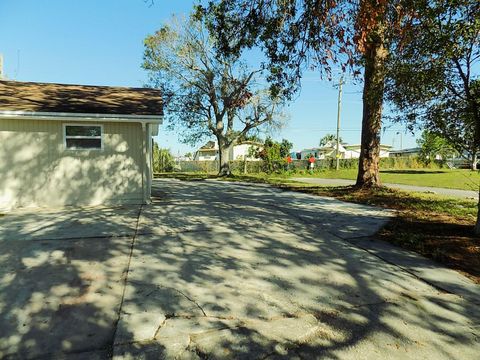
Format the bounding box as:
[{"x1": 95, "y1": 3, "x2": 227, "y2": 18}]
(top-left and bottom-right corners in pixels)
[
  {"x1": 217, "y1": 138, "x2": 232, "y2": 176},
  {"x1": 474, "y1": 149, "x2": 480, "y2": 236},
  {"x1": 356, "y1": 25, "x2": 387, "y2": 188},
  {"x1": 475, "y1": 187, "x2": 480, "y2": 236}
]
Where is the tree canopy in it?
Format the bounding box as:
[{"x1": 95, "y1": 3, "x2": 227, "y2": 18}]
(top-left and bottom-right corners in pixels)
[
  {"x1": 196, "y1": 0, "x2": 420, "y2": 187},
  {"x1": 416, "y1": 131, "x2": 456, "y2": 165},
  {"x1": 319, "y1": 133, "x2": 344, "y2": 147},
  {"x1": 386, "y1": 0, "x2": 480, "y2": 169},
  {"x1": 256, "y1": 137, "x2": 293, "y2": 173},
  {"x1": 143, "y1": 15, "x2": 286, "y2": 175}
]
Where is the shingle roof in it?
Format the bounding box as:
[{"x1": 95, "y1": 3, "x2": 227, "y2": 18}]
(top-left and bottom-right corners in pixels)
[{"x1": 0, "y1": 80, "x2": 163, "y2": 116}]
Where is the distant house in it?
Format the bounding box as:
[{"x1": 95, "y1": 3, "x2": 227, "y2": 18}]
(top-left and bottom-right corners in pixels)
[
  {"x1": 175, "y1": 155, "x2": 193, "y2": 162},
  {"x1": 230, "y1": 141, "x2": 263, "y2": 161},
  {"x1": 299, "y1": 148, "x2": 322, "y2": 160},
  {"x1": 194, "y1": 141, "x2": 262, "y2": 161},
  {"x1": 389, "y1": 147, "x2": 421, "y2": 157},
  {"x1": 194, "y1": 141, "x2": 218, "y2": 161},
  {"x1": 343, "y1": 144, "x2": 391, "y2": 159},
  {"x1": 0, "y1": 80, "x2": 163, "y2": 210},
  {"x1": 300, "y1": 142, "x2": 391, "y2": 160}
]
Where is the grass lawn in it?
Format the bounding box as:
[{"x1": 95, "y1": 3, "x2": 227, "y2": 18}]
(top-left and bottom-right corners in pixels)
[
  {"x1": 157, "y1": 172, "x2": 480, "y2": 283},
  {"x1": 294, "y1": 168, "x2": 480, "y2": 191}
]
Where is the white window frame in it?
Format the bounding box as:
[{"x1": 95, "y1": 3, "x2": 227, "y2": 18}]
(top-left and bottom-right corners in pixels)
[{"x1": 63, "y1": 123, "x2": 104, "y2": 151}]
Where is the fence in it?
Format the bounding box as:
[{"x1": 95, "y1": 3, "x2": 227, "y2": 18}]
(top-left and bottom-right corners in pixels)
[{"x1": 168, "y1": 156, "x2": 442, "y2": 174}]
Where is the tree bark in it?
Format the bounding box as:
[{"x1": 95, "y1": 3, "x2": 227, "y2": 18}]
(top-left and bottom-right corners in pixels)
[
  {"x1": 474, "y1": 149, "x2": 480, "y2": 236},
  {"x1": 475, "y1": 186, "x2": 480, "y2": 236},
  {"x1": 217, "y1": 137, "x2": 232, "y2": 176},
  {"x1": 356, "y1": 26, "x2": 387, "y2": 188}
]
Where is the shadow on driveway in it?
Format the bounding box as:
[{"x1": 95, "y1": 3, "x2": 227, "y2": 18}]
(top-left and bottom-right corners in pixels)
[
  {"x1": 0, "y1": 206, "x2": 140, "y2": 358},
  {"x1": 0, "y1": 179, "x2": 479, "y2": 359},
  {"x1": 114, "y1": 179, "x2": 480, "y2": 359}
]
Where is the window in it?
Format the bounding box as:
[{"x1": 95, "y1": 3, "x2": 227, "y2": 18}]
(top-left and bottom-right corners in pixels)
[{"x1": 64, "y1": 124, "x2": 103, "y2": 150}]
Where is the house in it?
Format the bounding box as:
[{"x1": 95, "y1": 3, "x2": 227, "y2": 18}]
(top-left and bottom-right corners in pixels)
[
  {"x1": 194, "y1": 141, "x2": 262, "y2": 161},
  {"x1": 299, "y1": 142, "x2": 348, "y2": 160},
  {"x1": 230, "y1": 141, "x2": 262, "y2": 161},
  {"x1": 343, "y1": 144, "x2": 391, "y2": 159},
  {"x1": 194, "y1": 141, "x2": 218, "y2": 161},
  {"x1": 300, "y1": 142, "x2": 391, "y2": 159},
  {"x1": 0, "y1": 80, "x2": 163, "y2": 210}
]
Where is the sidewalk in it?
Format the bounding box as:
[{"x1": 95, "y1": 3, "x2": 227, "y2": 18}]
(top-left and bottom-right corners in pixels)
[{"x1": 291, "y1": 177, "x2": 478, "y2": 200}]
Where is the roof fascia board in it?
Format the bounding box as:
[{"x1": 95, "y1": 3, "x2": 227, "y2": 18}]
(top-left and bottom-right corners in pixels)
[{"x1": 0, "y1": 110, "x2": 163, "y2": 124}]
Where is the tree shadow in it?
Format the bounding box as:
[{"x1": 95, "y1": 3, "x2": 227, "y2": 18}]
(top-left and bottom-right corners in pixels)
[
  {"x1": 0, "y1": 118, "x2": 144, "y2": 210},
  {"x1": 1, "y1": 179, "x2": 479, "y2": 359},
  {"x1": 114, "y1": 179, "x2": 480, "y2": 358},
  {"x1": 0, "y1": 207, "x2": 139, "y2": 358},
  {"x1": 381, "y1": 170, "x2": 447, "y2": 174}
]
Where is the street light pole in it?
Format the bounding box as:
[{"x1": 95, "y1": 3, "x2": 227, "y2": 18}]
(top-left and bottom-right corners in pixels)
[
  {"x1": 336, "y1": 76, "x2": 344, "y2": 171},
  {"x1": 396, "y1": 131, "x2": 403, "y2": 150}
]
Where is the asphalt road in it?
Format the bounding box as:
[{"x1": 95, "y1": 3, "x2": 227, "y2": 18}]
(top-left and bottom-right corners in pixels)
[
  {"x1": 291, "y1": 177, "x2": 479, "y2": 199},
  {"x1": 1, "y1": 179, "x2": 479, "y2": 359}
]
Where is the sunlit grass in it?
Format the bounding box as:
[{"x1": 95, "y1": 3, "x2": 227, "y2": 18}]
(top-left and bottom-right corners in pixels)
[{"x1": 293, "y1": 168, "x2": 480, "y2": 191}]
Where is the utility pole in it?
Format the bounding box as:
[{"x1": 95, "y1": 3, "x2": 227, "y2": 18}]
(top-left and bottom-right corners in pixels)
[
  {"x1": 0, "y1": 54, "x2": 4, "y2": 79},
  {"x1": 335, "y1": 76, "x2": 344, "y2": 171}
]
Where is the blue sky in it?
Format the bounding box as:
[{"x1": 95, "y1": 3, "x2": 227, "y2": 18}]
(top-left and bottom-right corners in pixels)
[{"x1": 0, "y1": 0, "x2": 417, "y2": 155}]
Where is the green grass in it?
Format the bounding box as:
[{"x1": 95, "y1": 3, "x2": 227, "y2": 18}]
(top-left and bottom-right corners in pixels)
[{"x1": 293, "y1": 168, "x2": 480, "y2": 191}]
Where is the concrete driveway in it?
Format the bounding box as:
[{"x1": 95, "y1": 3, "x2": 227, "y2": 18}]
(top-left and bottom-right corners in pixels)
[{"x1": 0, "y1": 179, "x2": 479, "y2": 359}]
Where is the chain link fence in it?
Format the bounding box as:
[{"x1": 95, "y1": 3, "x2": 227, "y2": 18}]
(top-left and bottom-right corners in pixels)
[{"x1": 165, "y1": 157, "x2": 443, "y2": 174}]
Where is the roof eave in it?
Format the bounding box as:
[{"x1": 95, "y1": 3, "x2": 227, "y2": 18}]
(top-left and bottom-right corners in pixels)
[{"x1": 0, "y1": 110, "x2": 163, "y2": 124}]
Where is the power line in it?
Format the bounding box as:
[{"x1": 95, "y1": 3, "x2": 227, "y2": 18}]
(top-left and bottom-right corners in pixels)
[
  {"x1": 285, "y1": 128, "x2": 409, "y2": 132},
  {"x1": 335, "y1": 76, "x2": 344, "y2": 170}
]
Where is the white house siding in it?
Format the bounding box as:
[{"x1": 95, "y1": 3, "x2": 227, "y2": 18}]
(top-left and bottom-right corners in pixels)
[
  {"x1": 300, "y1": 146, "x2": 391, "y2": 160},
  {"x1": 0, "y1": 119, "x2": 146, "y2": 210},
  {"x1": 229, "y1": 143, "x2": 261, "y2": 161},
  {"x1": 380, "y1": 149, "x2": 390, "y2": 158},
  {"x1": 194, "y1": 150, "x2": 217, "y2": 161}
]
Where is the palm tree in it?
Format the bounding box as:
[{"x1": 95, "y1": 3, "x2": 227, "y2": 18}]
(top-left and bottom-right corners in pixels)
[{"x1": 319, "y1": 134, "x2": 343, "y2": 147}]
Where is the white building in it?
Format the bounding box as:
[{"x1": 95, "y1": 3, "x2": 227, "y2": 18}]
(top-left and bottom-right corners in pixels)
[
  {"x1": 343, "y1": 144, "x2": 391, "y2": 159},
  {"x1": 299, "y1": 141, "x2": 391, "y2": 160},
  {"x1": 194, "y1": 141, "x2": 218, "y2": 161},
  {"x1": 0, "y1": 80, "x2": 163, "y2": 210},
  {"x1": 194, "y1": 141, "x2": 262, "y2": 161}
]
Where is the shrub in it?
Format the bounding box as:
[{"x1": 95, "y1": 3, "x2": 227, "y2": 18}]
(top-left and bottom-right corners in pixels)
[{"x1": 153, "y1": 144, "x2": 175, "y2": 172}]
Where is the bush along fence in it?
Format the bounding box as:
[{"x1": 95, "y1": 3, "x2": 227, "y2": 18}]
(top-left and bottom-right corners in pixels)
[{"x1": 157, "y1": 156, "x2": 446, "y2": 175}]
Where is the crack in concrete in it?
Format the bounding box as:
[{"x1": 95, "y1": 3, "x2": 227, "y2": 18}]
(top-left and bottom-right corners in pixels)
[
  {"x1": 340, "y1": 236, "x2": 457, "y2": 296},
  {"x1": 152, "y1": 314, "x2": 170, "y2": 340},
  {"x1": 109, "y1": 204, "x2": 144, "y2": 357},
  {"x1": 186, "y1": 336, "x2": 210, "y2": 360},
  {"x1": 137, "y1": 227, "x2": 216, "y2": 237},
  {"x1": 158, "y1": 286, "x2": 207, "y2": 317},
  {"x1": 350, "y1": 300, "x2": 393, "y2": 308},
  {"x1": 10, "y1": 233, "x2": 135, "y2": 242}
]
